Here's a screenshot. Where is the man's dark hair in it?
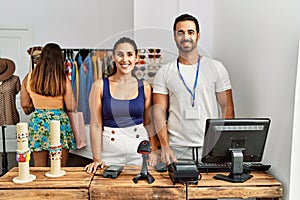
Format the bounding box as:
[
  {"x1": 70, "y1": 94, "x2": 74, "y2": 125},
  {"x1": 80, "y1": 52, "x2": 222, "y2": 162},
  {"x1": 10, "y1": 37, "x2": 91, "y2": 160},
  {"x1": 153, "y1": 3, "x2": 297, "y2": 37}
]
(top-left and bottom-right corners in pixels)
[{"x1": 173, "y1": 14, "x2": 200, "y2": 33}]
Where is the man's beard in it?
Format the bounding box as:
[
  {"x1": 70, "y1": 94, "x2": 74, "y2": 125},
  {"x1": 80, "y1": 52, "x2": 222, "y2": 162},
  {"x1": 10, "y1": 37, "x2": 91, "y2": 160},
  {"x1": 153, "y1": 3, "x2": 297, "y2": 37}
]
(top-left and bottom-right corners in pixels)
[{"x1": 176, "y1": 39, "x2": 198, "y2": 53}]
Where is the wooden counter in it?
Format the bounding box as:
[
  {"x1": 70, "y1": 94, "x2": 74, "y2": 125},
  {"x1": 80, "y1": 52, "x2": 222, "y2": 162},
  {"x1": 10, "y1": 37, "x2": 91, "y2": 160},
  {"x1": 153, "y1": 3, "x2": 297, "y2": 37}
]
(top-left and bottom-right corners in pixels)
[
  {"x1": 90, "y1": 166, "x2": 283, "y2": 200},
  {"x1": 0, "y1": 166, "x2": 282, "y2": 199},
  {"x1": 0, "y1": 167, "x2": 92, "y2": 200}
]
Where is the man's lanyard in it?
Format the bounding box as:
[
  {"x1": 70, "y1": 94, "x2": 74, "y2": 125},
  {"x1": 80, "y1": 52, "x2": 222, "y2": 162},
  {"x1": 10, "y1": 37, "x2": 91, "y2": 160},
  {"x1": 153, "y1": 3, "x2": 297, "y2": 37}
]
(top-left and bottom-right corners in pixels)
[{"x1": 176, "y1": 56, "x2": 200, "y2": 107}]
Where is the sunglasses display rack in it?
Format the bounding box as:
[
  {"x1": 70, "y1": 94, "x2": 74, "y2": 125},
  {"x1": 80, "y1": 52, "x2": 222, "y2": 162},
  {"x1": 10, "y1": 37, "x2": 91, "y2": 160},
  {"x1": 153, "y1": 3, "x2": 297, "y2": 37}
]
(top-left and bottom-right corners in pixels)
[{"x1": 134, "y1": 48, "x2": 163, "y2": 85}]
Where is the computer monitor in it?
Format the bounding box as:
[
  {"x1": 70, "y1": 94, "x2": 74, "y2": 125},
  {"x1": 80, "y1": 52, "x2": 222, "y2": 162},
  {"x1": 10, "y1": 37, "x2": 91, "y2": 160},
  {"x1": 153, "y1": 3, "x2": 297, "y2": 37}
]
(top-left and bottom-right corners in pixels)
[{"x1": 201, "y1": 118, "x2": 271, "y2": 182}]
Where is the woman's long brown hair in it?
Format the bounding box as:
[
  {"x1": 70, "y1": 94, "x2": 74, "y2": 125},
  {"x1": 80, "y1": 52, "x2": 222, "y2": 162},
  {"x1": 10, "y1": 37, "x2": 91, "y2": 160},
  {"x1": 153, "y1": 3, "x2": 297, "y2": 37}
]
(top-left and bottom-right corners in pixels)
[{"x1": 30, "y1": 43, "x2": 66, "y2": 97}]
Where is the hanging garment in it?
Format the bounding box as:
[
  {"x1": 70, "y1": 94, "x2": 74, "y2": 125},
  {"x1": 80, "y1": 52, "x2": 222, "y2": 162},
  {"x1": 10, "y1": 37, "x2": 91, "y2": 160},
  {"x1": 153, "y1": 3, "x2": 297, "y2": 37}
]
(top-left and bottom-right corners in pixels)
[
  {"x1": 91, "y1": 54, "x2": 98, "y2": 81},
  {"x1": 77, "y1": 54, "x2": 87, "y2": 122},
  {"x1": 71, "y1": 59, "x2": 79, "y2": 108},
  {"x1": 83, "y1": 54, "x2": 94, "y2": 124},
  {"x1": 75, "y1": 61, "x2": 79, "y2": 108},
  {"x1": 97, "y1": 56, "x2": 102, "y2": 80},
  {"x1": 65, "y1": 59, "x2": 72, "y2": 80},
  {"x1": 0, "y1": 75, "x2": 21, "y2": 125}
]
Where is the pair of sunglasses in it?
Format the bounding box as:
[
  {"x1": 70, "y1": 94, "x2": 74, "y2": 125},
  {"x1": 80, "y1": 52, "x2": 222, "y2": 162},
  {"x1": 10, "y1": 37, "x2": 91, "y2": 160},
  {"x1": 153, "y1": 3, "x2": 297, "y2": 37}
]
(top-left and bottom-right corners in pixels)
[
  {"x1": 139, "y1": 49, "x2": 146, "y2": 54},
  {"x1": 135, "y1": 71, "x2": 146, "y2": 78},
  {"x1": 134, "y1": 65, "x2": 146, "y2": 71},
  {"x1": 147, "y1": 65, "x2": 161, "y2": 70},
  {"x1": 148, "y1": 54, "x2": 161, "y2": 59},
  {"x1": 147, "y1": 72, "x2": 156, "y2": 77},
  {"x1": 148, "y1": 48, "x2": 161, "y2": 54}
]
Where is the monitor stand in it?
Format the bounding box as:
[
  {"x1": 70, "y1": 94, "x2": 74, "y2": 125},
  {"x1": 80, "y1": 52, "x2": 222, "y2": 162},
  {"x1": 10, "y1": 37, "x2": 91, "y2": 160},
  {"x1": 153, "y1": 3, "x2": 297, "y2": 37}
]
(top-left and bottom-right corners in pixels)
[{"x1": 214, "y1": 148, "x2": 253, "y2": 183}]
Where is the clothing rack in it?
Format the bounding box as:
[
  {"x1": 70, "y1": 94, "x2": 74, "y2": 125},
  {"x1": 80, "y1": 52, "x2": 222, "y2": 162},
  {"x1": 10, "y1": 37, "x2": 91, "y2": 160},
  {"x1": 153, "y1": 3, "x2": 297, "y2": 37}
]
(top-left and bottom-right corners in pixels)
[
  {"x1": 63, "y1": 48, "x2": 114, "y2": 124},
  {"x1": 29, "y1": 48, "x2": 113, "y2": 70},
  {"x1": 62, "y1": 48, "x2": 113, "y2": 65},
  {"x1": 62, "y1": 48, "x2": 113, "y2": 59}
]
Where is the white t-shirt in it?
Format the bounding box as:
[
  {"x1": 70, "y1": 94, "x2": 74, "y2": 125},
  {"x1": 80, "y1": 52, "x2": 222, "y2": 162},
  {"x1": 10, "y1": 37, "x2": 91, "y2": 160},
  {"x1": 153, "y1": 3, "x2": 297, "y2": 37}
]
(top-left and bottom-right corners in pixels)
[{"x1": 153, "y1": 56, "x2": 232, "y2": 148}]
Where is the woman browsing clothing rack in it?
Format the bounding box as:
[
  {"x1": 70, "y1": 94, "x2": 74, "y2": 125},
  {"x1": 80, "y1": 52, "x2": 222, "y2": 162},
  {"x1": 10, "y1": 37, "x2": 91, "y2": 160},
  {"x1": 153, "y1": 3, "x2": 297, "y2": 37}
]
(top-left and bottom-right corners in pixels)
[{"x1": 20, "y1": 43, "x2": 77, "y2": 167}]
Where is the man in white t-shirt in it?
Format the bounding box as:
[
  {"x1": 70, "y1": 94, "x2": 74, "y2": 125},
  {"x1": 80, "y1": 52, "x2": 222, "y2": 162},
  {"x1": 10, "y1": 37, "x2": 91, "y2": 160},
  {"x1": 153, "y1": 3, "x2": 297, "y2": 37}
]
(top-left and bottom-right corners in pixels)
[{"x1": 152, "y1": 14, "x2": 235, "y2": 165}]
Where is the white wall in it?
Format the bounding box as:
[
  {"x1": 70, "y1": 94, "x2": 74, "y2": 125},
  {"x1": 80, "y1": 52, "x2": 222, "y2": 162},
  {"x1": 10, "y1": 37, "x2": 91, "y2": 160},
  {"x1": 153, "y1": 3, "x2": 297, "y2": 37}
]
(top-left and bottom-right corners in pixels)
[
  {"x1": 179, "y1": 0, "x2": 214, "y2": 56},
  {"x1": 212, "y1": 0, "x2": 300, "y2": 199},
  {"x1": 0, "y1": 0, "x2": 134, "y2": 48},
  {"x1": 133, "y1": 0, "x2": 179, "y2": 63},
  {"x1": 290, "y1": 39, "x2": 300, "y2": 200}
]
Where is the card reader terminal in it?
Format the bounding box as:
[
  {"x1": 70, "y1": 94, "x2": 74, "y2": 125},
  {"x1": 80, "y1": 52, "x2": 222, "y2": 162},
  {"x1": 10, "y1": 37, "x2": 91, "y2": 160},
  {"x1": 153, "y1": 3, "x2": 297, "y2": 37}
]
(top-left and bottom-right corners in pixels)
[
  {"x1": 103, "y1": 165, "x2": 124, "y2": 178},
  {"x1": 168, "y1": 159, "x2": 199, "y2": 185}
]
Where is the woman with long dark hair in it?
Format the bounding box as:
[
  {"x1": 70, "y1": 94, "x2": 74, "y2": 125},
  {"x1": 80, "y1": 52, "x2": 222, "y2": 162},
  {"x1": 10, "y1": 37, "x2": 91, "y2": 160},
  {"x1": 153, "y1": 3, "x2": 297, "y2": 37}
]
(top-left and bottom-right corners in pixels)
[
  {"x1": 85, "y1": 37, "x2": 158, "y2": 173},
  {"x1": 21, "y1": 43, "x2": 77, "y2": 167}
]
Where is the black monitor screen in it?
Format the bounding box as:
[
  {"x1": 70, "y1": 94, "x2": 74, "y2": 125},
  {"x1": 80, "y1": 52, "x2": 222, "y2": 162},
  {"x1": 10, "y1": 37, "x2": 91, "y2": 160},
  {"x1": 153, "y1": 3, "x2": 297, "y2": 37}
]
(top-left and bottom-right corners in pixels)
[{"x1": 201, "y1": 118, "x2": 271, "y2": 163}]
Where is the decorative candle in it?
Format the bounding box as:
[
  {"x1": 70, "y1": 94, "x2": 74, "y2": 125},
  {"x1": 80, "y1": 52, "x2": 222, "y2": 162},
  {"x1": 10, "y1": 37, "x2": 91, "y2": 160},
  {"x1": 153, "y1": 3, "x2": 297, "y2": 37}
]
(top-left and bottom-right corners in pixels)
[
  {"x1": 45, "y1": 120, "x2": 66, "y2": 177},
  {"x1": 13, "y1": 122, "x2": 36, "y2": 183},
  {"x1": 50, "y1": 120, "x2": 60, "y2": 145}
]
